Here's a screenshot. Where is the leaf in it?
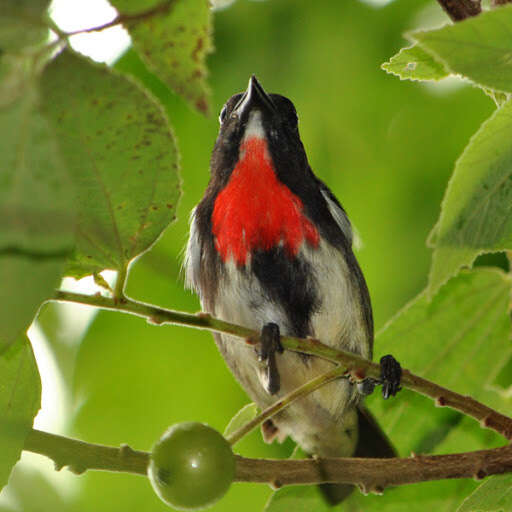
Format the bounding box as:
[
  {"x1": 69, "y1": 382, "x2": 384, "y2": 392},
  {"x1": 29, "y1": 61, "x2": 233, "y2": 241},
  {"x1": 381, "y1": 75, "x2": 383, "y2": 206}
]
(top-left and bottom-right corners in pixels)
[
  {"x1": 111, "y1": 0, "x2": 213, "y2": 114},
  {"x1": 457, "y1": 474, "x2": 512, "y2": 512},
  {"x1": 0, "y1": 82, "x2": 73, "y2": 351},
  {"x1": 342, "y1": 269, "x2": 510, "y2": 510},
  {"x1": 411, "y1": 5, "x2": 512, "y2": 93},
  {"x1": 428, "y1": 97, "x2": 512, "y2": 295},
  {"x1": 0, "y1": 336, "x2": 41, "y2": 491},
  {"x1": 264, "y1": 485, "x2": 330, "y2": 512},
  {"x1": 382, "y1": 44, "x2": 449, "y2": 82},
  {"x1": 40, "y1": 50, "x2": 180, "y2": 278},
  {"x1": 0, "y1": 0, "x2": 50, "y2": 52},
  {"x1": 223, "y1": 402, "x2": 259, "y2": 438},
  {"x1": 345, "y1": 479, "x2": 477, "y2": 512},
  {"x1": 368, "y1": 268, "x2": 511, "y2": 456}
]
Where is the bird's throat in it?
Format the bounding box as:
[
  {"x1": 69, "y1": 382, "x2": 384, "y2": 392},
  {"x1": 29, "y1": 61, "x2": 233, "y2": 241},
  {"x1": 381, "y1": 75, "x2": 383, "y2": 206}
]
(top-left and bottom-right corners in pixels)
[{"x1": 212, "y1": 136, "x2": 319, "y2": 265}]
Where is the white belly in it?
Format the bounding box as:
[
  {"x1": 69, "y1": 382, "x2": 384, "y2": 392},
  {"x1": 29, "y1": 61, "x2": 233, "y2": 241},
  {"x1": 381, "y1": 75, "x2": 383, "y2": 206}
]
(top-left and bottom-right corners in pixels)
[{"x1": 211, "y1": 239, "x2": 370, "y2": 456}]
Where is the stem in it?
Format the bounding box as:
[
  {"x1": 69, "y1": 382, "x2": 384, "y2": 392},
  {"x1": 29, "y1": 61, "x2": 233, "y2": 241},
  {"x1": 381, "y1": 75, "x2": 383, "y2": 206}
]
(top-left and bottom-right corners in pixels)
[
  {"x1": 226, "y1": 366, "x2": 345, "y2": 446},
  {"x1": 24, "y1": 428, "x2": 512, "y2": 491},
  {"x1": 436, "y1": 0, "x2": 481, "y2": 21},
  {"x1": 58, "y1": 0, "x2": 177, "y2": 37},
  {"x1": 52, "y1": 290, "x2": 512, "y2": 440},
  {"x1": 114, "y1": 267, "x2": 127, "y2": 300}
]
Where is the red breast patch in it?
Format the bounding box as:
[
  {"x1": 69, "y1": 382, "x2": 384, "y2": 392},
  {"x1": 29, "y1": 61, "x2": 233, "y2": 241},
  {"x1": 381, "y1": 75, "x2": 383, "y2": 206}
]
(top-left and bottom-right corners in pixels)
[{"x1": 212, "y1": 137, "x2": 319, "y2": 265}]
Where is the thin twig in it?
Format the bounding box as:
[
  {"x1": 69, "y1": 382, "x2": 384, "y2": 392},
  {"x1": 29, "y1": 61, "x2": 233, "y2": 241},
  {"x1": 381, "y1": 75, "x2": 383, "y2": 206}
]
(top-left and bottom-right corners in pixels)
[
  {"x1": 436, "y1": 0, "x2": 481, "y2": 21},
  {"x1": 24, "y1": 428, "x2": 512, "y2": 492},
  {"x1": 51, "y1": 290, "x2": 512, "y2": 440},
  {"x1": 59, "y1": 0, "x2": 177, "y2": 37},
  {"x1": 226, "y1": 366, "x2": 345, "y2": 446}
]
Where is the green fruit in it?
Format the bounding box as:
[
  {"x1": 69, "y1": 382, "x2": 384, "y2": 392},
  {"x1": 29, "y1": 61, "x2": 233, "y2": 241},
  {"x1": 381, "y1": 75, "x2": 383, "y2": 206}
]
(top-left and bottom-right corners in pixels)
[{"x1": 148, "y1": 422, "x2": 235, "y2": 510}]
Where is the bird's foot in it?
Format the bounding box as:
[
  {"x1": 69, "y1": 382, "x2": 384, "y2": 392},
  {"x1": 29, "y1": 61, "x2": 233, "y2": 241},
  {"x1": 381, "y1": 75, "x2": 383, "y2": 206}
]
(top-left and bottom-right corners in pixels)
[
  {"x1": 355, "y1": 354, "x2": 402, "y2": 399},
  {"x1": 380, "y1": 354, "x2": 402, "y2": 399},
  {"x1": 258, "y1": 322, "x2": 283, "y2": 395}
]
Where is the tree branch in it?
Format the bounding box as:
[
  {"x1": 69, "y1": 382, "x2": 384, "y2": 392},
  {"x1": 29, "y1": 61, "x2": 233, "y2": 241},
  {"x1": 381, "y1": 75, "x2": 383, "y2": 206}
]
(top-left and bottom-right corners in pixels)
[
  {"x1": 24, "y1": 429, "x2": 148, "y2": 476},
  {"x1": 52, "y1": 290, "x2": 512, "y2": 440},
  {"x1": 24, "y1": 428, "x2": 512, "y2": 492},
  {"x1": 235, "y1": 445, "x2": 512, "y2": 492},
  {"x1": 436, "y1": 0, "x2": 481, "y2": 21}
]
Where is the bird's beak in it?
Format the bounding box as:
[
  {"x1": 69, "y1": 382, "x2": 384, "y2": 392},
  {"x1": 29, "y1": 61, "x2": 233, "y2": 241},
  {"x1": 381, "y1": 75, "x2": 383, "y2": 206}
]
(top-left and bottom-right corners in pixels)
[{"x1": 233, "y1": 75, "x2": 276, "y2": 120}]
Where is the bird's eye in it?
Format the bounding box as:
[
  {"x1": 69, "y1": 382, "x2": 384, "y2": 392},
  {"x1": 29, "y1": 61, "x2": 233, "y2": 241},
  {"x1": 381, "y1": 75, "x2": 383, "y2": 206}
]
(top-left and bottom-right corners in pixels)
[{"x1": 219, "y1": 105, "x2": 227, "y2": 124}]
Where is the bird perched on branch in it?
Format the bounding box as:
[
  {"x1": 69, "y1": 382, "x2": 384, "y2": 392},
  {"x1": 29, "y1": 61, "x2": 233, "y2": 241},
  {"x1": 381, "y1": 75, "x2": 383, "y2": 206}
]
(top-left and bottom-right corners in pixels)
[{"x1": 185, "y1": 76, "x2": 401, "y2": 504}]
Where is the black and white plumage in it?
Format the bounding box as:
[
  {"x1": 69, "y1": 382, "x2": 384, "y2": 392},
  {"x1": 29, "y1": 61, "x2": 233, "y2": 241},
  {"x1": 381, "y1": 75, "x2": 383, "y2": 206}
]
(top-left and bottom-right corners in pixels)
[{"x1": 185, "y1": 76, "x2": 396, "y2": 503}]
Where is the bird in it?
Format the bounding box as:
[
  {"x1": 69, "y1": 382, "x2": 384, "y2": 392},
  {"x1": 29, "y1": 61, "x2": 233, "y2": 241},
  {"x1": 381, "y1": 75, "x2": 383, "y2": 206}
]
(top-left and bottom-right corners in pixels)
[{"x1": 185, "y1": 76, "x2": 400, "y2": 504}]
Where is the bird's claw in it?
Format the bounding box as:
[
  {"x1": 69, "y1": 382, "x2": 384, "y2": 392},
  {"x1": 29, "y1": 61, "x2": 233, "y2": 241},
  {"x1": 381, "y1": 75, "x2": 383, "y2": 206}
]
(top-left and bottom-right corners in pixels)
[
  {"x1": 258, "y1": 322, "x2": 283, "y2": 395},
  {"x1": 380, "y1": 354, "x2": 402, "y2": 399}
]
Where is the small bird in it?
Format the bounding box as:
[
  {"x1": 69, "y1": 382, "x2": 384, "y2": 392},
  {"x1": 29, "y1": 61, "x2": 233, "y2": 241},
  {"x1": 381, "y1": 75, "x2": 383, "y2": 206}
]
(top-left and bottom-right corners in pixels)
[{"x1": 185, "y1": 76, "x2": 400, "y2": 504}]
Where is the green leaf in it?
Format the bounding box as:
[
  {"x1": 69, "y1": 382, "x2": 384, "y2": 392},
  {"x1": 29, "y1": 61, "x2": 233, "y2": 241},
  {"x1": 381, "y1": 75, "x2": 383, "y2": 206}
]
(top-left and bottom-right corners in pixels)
[
  {"x1": 382, "y1": 44, "x2": 449, "y2": 82},
  {"x1": 0, "y1": 256, "x2": 65, "y2": 352},
  {"x1": 111, "y1": 0, "x2": 213, "y2": 114},
  {"x1": 40, "y1": 50, "x2": 180, "y2": 278},
  {"x1": 428, "y1": 97, "x2": 512, "y2": 295},
  {"x1": 0, "y1": 336, "x2": 41, "y2": 491},
  {"x1": 0, "y1": 83, "x2": 73, "y2": 350},
  {"x1": 457, "y1": 474, "x2": 512, "y2": 512},
  {"x1": 345, "y1": 480, "x2": 477, "y2": 512},
  {"x1": 343, "y1": 269, "x2": 510, "y2": 510},
  {"x1": 0, "y1": 0, "x2": 50, "y2": 52},
  {"x1": 369, "y1": 269, "x2": 511, "y2": 455},
  {"x1": 411, "y1": 5, "x2": 512, "y2": 93},
  {"x1": 264, "y1": 486, "x2": 330, "y2": 512},
  {"x1": 223, "y1": 402, "x2": 259, "y2": 438}
]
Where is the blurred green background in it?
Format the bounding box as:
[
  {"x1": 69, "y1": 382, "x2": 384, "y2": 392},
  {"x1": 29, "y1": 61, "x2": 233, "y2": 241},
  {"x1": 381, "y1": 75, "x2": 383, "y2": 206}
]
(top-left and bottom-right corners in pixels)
[{"x1": 4, "y1": 0, "x2": 497, "y2": 511}]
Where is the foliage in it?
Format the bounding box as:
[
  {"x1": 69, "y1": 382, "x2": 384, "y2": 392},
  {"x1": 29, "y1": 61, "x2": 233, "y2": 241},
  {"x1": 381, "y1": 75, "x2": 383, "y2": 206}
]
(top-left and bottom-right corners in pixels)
[{"x1": 2, "y1": 1, "x2": 512, "y2": 511}]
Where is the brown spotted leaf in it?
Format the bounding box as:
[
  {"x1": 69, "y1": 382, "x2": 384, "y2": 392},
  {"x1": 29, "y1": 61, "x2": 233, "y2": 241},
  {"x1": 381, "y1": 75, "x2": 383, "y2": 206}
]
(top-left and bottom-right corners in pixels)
[
  {"x1": 40, "y1": 50, "x2": 180, "y2": 278},
  {"x1": 110, "y1": 0, "x2": 213, "y2": 115}
]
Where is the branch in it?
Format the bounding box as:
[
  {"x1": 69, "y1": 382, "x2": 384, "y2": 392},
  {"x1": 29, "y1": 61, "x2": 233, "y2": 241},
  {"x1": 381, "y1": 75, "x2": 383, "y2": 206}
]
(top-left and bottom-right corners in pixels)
[
  {"x1": 52, "y1": 290, "x2": 512, "y2": 441},
  {"x1": 55, "y1": 0, "x2": 177, "y2": 37},
  {"x1": 24, "y1": 429, "x2": 148, "y2": 476},
  {"x1": 236, "y1": 445, "x2": 512, "y2": 492},
  {"x1": 436, "y1": 0, "x2": 481, "y2": 21},
  {"x1": 24, "y1": 428, "x2": 512, "y2": 492}
]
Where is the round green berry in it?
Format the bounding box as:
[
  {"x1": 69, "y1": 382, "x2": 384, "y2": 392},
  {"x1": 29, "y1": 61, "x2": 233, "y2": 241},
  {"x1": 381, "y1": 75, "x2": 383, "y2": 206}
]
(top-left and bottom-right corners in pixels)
[{"x1": 148, "y1": 422, "x2": 235, "y2": 510}]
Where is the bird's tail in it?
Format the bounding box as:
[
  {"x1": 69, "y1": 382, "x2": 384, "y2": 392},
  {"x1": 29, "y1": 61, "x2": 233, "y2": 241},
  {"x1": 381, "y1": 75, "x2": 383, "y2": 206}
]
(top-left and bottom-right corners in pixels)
[{"x1": 319, "y1": 406, "x2": 396, "y2": 506}]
